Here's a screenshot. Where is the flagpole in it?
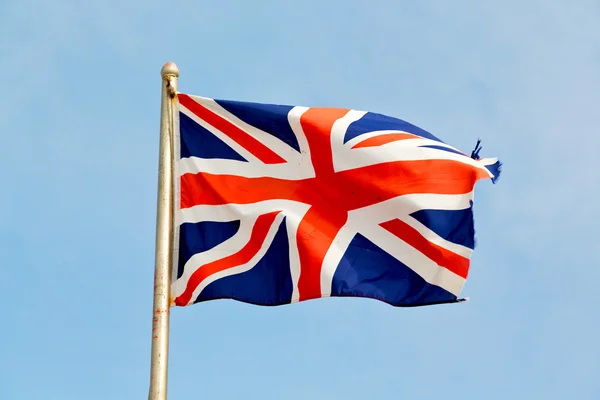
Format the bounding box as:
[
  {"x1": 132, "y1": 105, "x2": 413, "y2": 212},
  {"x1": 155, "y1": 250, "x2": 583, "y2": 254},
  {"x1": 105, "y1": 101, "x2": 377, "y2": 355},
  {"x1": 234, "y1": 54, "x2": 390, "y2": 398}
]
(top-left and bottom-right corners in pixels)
[{"x1": 148, "y1": 61, "x2": 179, "y2": 400}]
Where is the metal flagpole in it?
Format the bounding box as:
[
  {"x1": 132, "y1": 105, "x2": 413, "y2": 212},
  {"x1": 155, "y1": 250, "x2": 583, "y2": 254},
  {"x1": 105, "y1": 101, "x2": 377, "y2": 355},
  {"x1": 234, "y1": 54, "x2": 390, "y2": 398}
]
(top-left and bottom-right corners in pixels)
[{"x1": 148, "y1": 61, "x2": 179, "y2": 400}]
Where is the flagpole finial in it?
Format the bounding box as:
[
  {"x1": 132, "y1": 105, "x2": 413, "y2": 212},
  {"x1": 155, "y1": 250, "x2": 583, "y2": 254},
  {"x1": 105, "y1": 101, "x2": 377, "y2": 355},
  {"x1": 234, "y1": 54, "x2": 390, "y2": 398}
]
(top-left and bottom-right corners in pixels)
[{"x1": 161, "y1": 61, "x2": 179, "y2": 78}]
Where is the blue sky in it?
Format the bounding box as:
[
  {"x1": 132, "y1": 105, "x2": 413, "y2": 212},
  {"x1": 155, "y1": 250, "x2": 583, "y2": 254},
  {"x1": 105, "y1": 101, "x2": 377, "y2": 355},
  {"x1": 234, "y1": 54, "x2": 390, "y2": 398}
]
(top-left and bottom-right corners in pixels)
[{"x1": 2, "y1": 1, "x2": 599, "y2": 399}]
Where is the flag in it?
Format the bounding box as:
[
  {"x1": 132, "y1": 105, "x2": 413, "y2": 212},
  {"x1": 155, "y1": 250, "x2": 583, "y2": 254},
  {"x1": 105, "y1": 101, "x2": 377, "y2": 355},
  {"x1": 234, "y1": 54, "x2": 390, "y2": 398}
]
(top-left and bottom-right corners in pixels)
[{"x1": 171, "y1": 93, "x2": 501, "y2": 307}]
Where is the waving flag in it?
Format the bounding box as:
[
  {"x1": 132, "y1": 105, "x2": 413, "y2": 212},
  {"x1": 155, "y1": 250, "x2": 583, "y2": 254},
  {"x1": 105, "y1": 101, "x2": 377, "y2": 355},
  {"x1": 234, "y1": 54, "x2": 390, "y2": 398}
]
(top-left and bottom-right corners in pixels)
[{"x1": 171, "y1": 93, "x2": 500, "y2": 307}]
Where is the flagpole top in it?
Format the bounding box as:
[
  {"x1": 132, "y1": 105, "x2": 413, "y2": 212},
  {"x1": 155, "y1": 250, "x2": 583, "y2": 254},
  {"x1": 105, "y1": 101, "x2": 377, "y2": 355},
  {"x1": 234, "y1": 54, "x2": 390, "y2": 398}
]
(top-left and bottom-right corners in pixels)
[{"x1": 161, "y1": 62, "x2": 179, "y2": 78}]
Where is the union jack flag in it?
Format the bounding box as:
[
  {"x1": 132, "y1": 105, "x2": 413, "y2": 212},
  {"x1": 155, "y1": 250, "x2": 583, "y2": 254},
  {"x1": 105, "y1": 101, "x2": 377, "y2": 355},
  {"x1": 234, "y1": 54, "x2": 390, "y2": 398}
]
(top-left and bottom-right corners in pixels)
[{"x1": 171, "y1": 93, "x2": 500, "y2": 307}]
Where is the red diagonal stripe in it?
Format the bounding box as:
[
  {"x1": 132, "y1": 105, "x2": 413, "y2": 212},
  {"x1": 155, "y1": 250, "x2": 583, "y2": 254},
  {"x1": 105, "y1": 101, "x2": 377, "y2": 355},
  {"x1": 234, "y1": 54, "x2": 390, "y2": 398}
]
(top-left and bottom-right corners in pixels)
[
  {"x1": 380, "y1": 218, "x2": 470, "y2": 279},
  {"x1": 351, "y1": 132, "x2": 421, "y2": 148},
  {"x1": 174, "y1": 211, "x2": 280, "y2": 306},
  {"x1": 178, "y1": 94, "x2": 286, "y2": 164}
]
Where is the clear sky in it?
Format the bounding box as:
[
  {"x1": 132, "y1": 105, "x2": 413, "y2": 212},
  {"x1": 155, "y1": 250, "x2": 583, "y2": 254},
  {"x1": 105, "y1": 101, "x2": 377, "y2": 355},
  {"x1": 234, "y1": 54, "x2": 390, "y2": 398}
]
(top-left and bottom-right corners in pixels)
[{"x1": 2, "y1": 1, "x2": 599, "y2": 399}]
